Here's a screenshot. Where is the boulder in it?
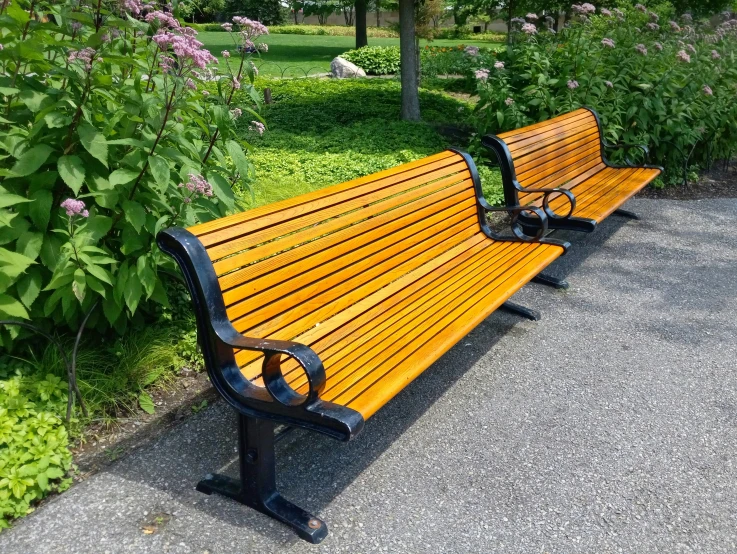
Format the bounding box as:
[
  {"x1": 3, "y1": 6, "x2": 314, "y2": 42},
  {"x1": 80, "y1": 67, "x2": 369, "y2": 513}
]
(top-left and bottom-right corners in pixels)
[{"x1": 330, "y1": 57, "x2": 366, "y2": 79}]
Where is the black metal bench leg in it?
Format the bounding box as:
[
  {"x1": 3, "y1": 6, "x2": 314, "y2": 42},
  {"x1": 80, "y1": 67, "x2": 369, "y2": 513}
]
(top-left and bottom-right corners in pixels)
[
  {"x1": 613, "y1": 208, "x2": 640, "y2": 220},
  {"x1": 196, "y1": 414, "x2": 328, "y2": 544},
  {"x1": 500, "y1": 301, "x2": 540, "y2": 321},
  {"x1": 531, "y1": 272, "x2": 569, "y2": 290}
]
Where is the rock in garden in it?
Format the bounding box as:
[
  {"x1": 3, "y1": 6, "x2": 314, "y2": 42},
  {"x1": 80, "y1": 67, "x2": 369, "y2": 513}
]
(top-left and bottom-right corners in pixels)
[{"x1": 330, "y1": 57, "x2": 366, "y2": 79}]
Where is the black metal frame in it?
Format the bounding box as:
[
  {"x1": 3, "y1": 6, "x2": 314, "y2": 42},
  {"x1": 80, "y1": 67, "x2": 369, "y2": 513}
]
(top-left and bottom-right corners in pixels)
[
  {"x1": 156, "y1": 148, "x2": 569, "y2": 543},
  {"x1": 480, "y1": 107, "x2": 664, "y2": 235}
]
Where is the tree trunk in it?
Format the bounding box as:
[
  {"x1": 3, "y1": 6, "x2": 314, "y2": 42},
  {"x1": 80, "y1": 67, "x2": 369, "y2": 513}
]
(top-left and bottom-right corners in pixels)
[
  {"x1": 507, "y1": 0, "x2": 514, "y2": 46},
  {"x1": 399, "y1": 0, "x2": 420, "y2": 121},
  {"x1": 376, "y1": 1, "x2": 381, "y2": 26},
  {"x1": 356, "y1": 0, "x2": 368, "y2": 48}
]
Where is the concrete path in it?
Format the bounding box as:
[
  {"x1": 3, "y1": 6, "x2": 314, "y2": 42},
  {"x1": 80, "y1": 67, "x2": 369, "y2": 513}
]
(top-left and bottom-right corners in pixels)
[{"x1": 2, "y1": 198, "x2": 736, "y2": 554}]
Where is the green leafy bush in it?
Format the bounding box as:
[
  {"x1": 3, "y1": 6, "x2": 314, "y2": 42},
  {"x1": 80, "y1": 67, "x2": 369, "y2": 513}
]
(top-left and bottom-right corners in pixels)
[
  {"x1": 468, "y1": 5, "x2": 737, "y2": 183},
  {"x1": 341, "y1": 45, "x2": 401, "y2": 75},
  {"x1": 0, "y1": 2, "x2": 265, "y2": 346},
  {"x1": 0, "y1": 361, "x2": 73, "y2": 530},
  {"x1": 434, "y1": 26, "x2": 505, "y2": 42}
]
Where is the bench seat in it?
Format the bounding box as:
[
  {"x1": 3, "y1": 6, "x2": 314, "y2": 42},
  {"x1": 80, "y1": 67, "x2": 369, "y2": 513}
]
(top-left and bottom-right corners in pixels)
[
  {"x1": 483, "y1": 108, "x2": 663, "y2": 233},
  {"x1": 157, "y1": 149, "x2": 568, "y2": 543}
]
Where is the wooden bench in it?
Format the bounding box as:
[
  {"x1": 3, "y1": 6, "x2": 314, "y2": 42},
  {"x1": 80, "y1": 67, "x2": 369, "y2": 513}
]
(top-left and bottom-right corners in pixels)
[
  {"x1": 482, "y1": 108, "x2": 663, "y2": 236},
  {"x1": 157, "y1": 150, "x2": 571, "y2": 543}
]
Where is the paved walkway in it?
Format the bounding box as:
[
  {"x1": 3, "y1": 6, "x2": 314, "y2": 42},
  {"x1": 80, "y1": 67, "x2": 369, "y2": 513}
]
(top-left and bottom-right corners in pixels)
[{"x1": 2, "y1": 198, "x2": 736, "y2": 554}]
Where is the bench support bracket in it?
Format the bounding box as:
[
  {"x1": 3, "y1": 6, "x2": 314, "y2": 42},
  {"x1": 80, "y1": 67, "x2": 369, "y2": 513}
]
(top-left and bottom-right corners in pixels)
[
  {"x1": 613, "y1": 208, "x2": 640, "y2": 220},
  {"x1": 500, "y1": 301, "x2": 540, "y2": 321},
  {"x1": 196, "y1": 414, "x2": 328, "y2": 544},
  {"x1": 531, "y1": 273, "x2": 569, "y2": 290}
]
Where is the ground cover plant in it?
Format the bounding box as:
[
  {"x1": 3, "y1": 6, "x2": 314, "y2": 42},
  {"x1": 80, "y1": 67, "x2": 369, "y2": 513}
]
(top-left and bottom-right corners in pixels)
[
  {"x1": 234, "y1": 78, "x2": 503, "y2": 206},
  {"x1": 467, "y1": 3, "x2": 737, "y2": 184}
]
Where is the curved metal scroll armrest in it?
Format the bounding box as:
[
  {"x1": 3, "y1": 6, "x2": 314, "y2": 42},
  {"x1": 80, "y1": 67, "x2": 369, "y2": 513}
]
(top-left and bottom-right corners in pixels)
[
  {"x1": 216, "y1": 328, "x2": 326, "y2": 408},
  {"x1": 602, "y1": 140, "x2": 652, "y2": 167},
  {"x1": 481, "y1": 199, "x2": 550, "y2": 241},
  {"x1": 515, "y1": 186, "x2": 577, "y2": 220}
]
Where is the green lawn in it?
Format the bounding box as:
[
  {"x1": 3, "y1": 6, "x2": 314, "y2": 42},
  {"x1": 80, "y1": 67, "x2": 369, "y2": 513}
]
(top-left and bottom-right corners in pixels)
[{"x1": 199, "y1": 32, "x2": 504, "y2": 77}]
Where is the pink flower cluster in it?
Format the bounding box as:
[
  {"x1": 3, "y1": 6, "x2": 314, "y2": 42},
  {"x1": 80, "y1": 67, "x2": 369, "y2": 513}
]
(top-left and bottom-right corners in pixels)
[
  {"x1": 635, "y1": 43, "x2": 648, "y2": 56},
  {"x1": 61, "y1": 198, "x2": 89, "y2": 218},
  {"x1": 526, "y1": 13, "x2": 538, "y2": 21},
  {"x1": 712, "y1": 50, "x2": 721, "y2": 59},
  {"x1": 504, "y1": 97, "x2": 514, "y2": 106},
  {"x1": 123, "y1": 0, "x2": 144, "y2": 16},
  {"x1": 153, "y1": 29, "x2": 217, "y2": 70},
  {"x1": 464, "y1": 45, "x2": 479, "y2": 56},
  {"x1": 521, "y1": 23, "x2": 537, "y2": 35},
  {"x1": 646, "y1": 23, "x2": 659, "y2": 31},
  {"x1": 703, "y1": 84, "x2": 713, "y2": 96},
  {"x1": 600, "y1": 8, "x2": 612, "y2": 17},
  {"x1": 567, "y1": 80, "x2": 579, "y2": 89},
  {"x1": 605, "y1": 80, "x2": 613, "y2": 88},
  {"x1": 635, "y1": 4, "x2": 646, "y2": 12},
  {"x1": 676, "y1": 50, "x2": 690, "y2": 63},
  {"x1": 145, "y1": 10, "x2": 178, "y2": 28},
  {"x1": 230, "y1": 108, "x2": 242, "y2": 119},
  {"x1": 68, "y1": 47, "x2": 98, "y2": 70},
  {"x1": 654, "y1": 42, "x2": 663, "y2": 51},
  {"x1": 249, "y1": 121, "x2": 265, "y2": 136},
  {"x1": 669, "y1": 21, "x2": 681, "y2": 32},
  {"x1": 179, "y1": 174, "x2": 213, "y2": 201},
  {"x1": 601, "y1": 38, "x2": 615, "y2": 48},
  {"x1": 494, "y1": 61, "x2": 504, "y2": 69},
  {"x1": 474, "y1": 68, "x2": 490, "y2": 81}
]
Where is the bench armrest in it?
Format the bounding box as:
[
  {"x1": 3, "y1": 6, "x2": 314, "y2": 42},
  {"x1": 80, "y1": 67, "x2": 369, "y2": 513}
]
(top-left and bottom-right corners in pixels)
[
  {"x1": 216, "y1": 328, "x2": 326, "y2": 407},
  {"x1": 513, "y1": 186, "x2": 577, "y2": 220},
  {"x1": 481, "y1": 201, "x2": 549, "y2": 241}
]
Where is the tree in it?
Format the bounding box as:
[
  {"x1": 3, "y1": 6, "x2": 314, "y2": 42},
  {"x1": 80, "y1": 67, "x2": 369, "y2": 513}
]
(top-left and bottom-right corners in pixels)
[
  {"x1": 356, "y1": 0, "x2": 368, "y2": 47},
  {"x1": 303, "y1": 0, "x2": 335, "y2": 24},
  {"x1": 399, "y1": 0, "x2": 420, "y2": 120},
  {"x1": 227, "y1": 0, "x2": 284, "y2": 24}
]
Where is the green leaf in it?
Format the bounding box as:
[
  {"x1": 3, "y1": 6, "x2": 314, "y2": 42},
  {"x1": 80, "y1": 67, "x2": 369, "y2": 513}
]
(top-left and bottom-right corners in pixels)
[
  {"x1": 208, "y1": 172, "x2": 235, "y2": 211},
  {"x1": 85, "y1": 274, "x2": 106, "y2": 298},
  {"x1": 45, "y1": 467, "x2": 65, "y2": 480},
  {"x1": 44, "y1": 111, "x2": 70, "y2": 129},
  {"x1": 121, "y1": 200, "x2": 146, "y2": 233},
  {"x1": 36, "y1": 472, "x2": 49, "y2": 492},
  {"x1": 226, "y1": 140, "x2": 251, "y2": 179},
  {"x1": 28, "y1": 189, "x2": 53, "y2": 231},
  {"x1": 57, "y1": 156, "x2": 86, "y2": 195},
  {"x1": 138, "y1": 392, "x2": 155, "y2": 414},
  {"x1": 10, "y1": 145, "x2": 54, "y2": 177},
  {"x1": 72, "y1": 268, "x2": 86, "y2": 302},
  {"x1": 85, "y1": 263, "x2": 112, "y2": 285},
  {"x1": 78, "y1": 123, "x2": 108, "y2": 167},
  {"x1": 19, "y1": 90, "x2": 49, "y2": 113},
  {"x1": 102, "y1": 295, "x2": 122, "y2": 325},
  {"x1": 109, "y1": 168, "x2": 140, "y2": 187},
  {"x1": 0, "y1": 294, "x2": 30, "y2": 319},
  {"x1": 16, "y1": 231, "x2": 43, "y2": 260},
  {"x1": 17, "y1": 266, "x2": 43, "y2": 308},
  {"x1": 123, "y1": 270, "x2": 142, "y2": 314},
  {"x1": 0, "y1": 193, "x2": 32, "y2": 209},
  {"x1": 136, "y1": 256, "x2": 156, "y2": 298},
  {"x1": 148, "y1": 155, "x2": 170, "y2": 193}
]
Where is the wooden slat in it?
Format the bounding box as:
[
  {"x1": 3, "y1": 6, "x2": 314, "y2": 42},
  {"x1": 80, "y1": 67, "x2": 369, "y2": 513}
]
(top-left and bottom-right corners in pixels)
[
  {"x1": 207, "y1": 160, "x2": 470, "y2": 264},
  {"x1": 516, "y1": 145, "x2": 602, "y2": 188},
  {"x1": 189, "y1": 150, "x2": 458, "y2": 238},
  {"x1": 340, "y1": 245, "x2": 563, "y2": 417},
  {"x1": 215, "y1": 172, "x2": 473, "y2": 286},
  {"x1": 234, "y1": 231, "x2": 489, "y2": 370},
  {"x1": 507, "y1": 126, "x2": 600, "y2": 161},
  {"x1": 504, "y1": 115, "x2": 598, "y2": 154},
  {"x1": 225, "y1": 201, "x2": 477, "y2": 325},
  {"x1": 497, "y1": 109, "x2": 591, "y2": 141}
]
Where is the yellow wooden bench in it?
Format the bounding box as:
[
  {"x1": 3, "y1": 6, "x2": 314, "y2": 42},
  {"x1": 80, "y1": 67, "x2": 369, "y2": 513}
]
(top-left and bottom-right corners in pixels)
[
  {"x1": 482, "y1": 108, "x2": 663, "y2": 235},
  {"x1": 157, "y1": 149, "x2": 571, "y2": 543}
]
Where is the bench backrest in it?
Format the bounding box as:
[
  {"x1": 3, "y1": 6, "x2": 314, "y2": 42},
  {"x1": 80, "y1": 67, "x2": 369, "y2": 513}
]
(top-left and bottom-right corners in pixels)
[
  {"x1": 185, "y1": 150, "x2": 481, "y2": 371},
  {"x1": 496, "y1": 108, "x2": 605, "y2": 191}
]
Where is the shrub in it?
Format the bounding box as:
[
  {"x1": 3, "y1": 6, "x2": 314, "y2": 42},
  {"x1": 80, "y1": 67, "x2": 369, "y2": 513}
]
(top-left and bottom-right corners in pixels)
[
  {"x1": 467, "y1": 5, "x2": 737, "y2": 184},
  {"x1": 341, "y1": 45, "x2": 401, "y2": 75},
  {"x1": 0, "y1": 360, "x2": 73, "y2": 530},
  {"x1": 434, "y1": 26, "x2": 505, "y2": 42},
  {"x1": 187, "y1": 23, "x2": 400, "y2": 37},
  {"x1": 0, "y1": 3, "x2": 265, "y2": 347}
]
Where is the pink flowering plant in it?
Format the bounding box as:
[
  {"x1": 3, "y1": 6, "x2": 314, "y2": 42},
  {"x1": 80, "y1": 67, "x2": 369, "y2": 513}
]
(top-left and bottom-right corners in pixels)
[
  {"x1": 0, "y1": 1, "x2": 265, "y2": 343},
  {"x1": 470, "y1": 3, "x2": 737, "y2": 185}
]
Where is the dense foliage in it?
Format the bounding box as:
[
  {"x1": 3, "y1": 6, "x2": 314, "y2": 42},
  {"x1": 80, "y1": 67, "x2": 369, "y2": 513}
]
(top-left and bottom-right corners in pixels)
[
  {"x1": 341, "y1": 45, "x2": 401, "y2": 73},
  {"x1": 0, "y1": 2, "x2": 264, "y2": 346},
  {"x1": 467, "y1": 4, "x2": 737, "y2": 183},
  {"x1": 0, "y1": 360, "x2": 73, "y2": 530}
]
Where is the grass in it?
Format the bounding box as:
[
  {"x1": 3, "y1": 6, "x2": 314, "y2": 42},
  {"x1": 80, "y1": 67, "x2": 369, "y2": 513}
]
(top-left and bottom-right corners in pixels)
[
  {"x1": 199, "y1": 32, "x2": 505, "y2": 77},
  {"x1": 232, "y1": 78, "x2": 503, "y2": 208}
]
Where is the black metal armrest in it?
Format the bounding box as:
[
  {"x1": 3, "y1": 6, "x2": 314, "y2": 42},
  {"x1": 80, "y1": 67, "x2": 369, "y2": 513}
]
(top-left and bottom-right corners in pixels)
[
  {"x1": 514, "y1": 186, "x2": 577, "y2": 220},
  {"x1": 480, "y1": 198, "x2": 549, "y2": 241},
  {"x1": 217, "y1": 328, "x2": 326, "y2": 408},
  {"x1": 602, "y1": 140, "x2": 651, "y2": 166}
]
